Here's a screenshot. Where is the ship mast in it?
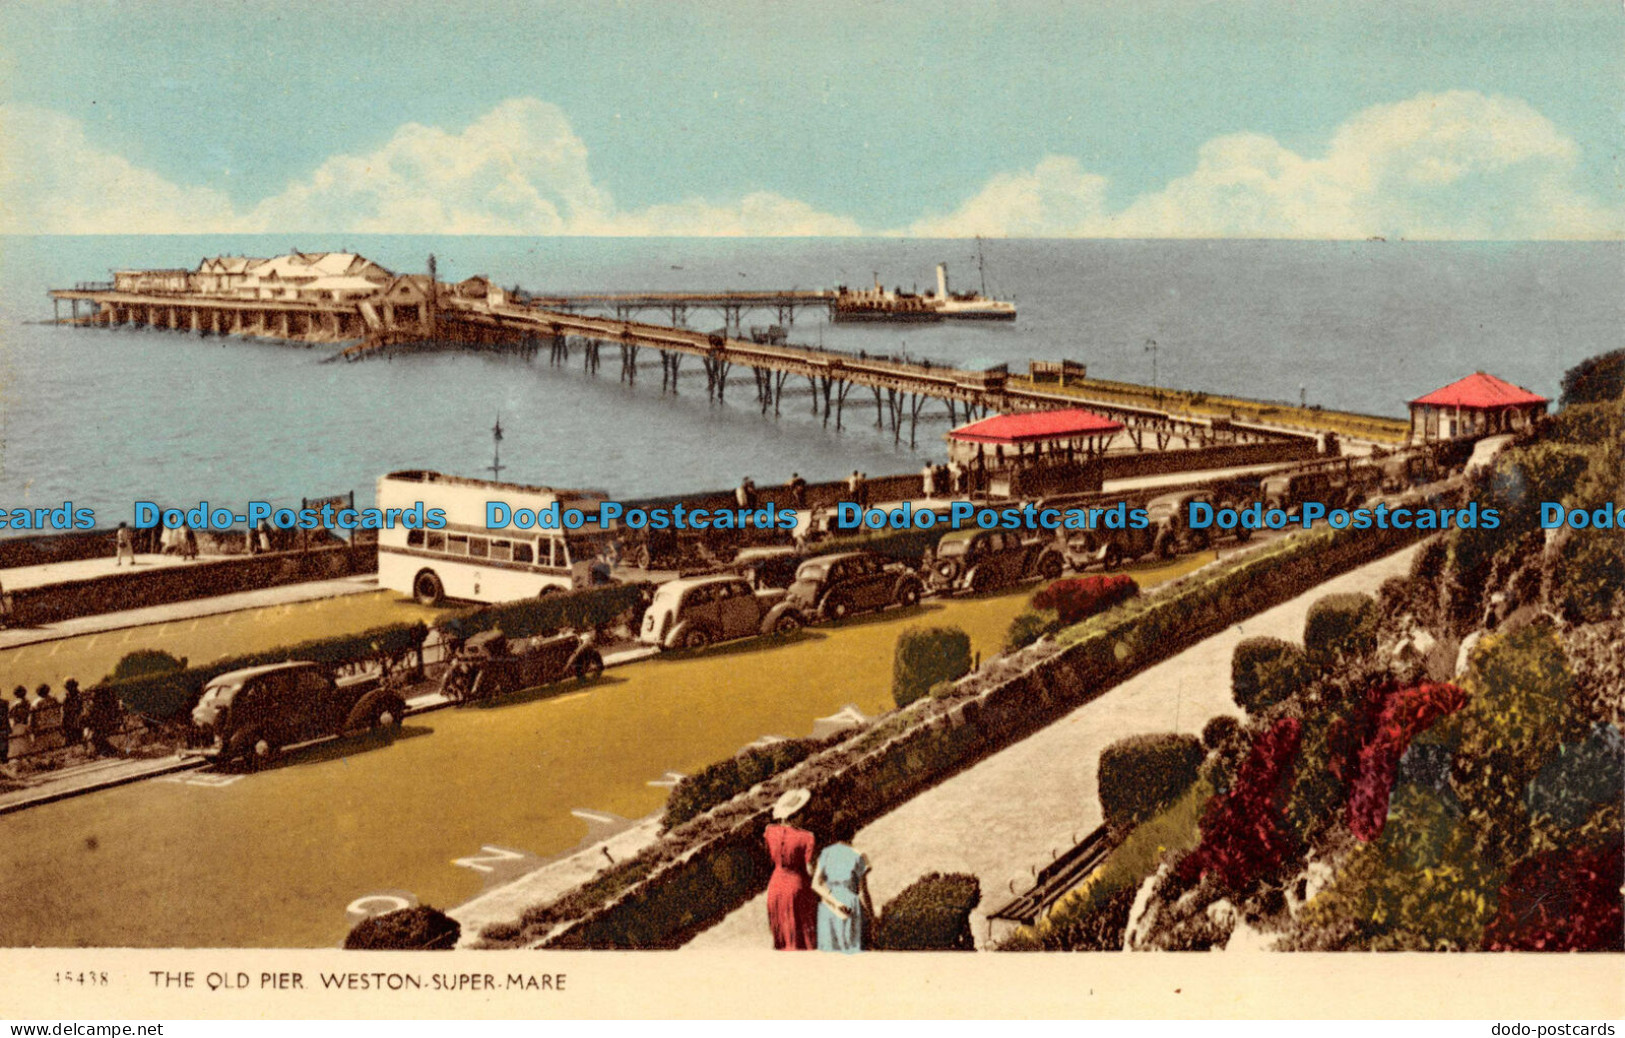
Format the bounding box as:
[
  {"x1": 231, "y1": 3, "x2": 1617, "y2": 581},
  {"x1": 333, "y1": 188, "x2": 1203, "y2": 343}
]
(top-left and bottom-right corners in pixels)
[{"x1": 976, "y1": 236, "x2": 989, "y2": 297}]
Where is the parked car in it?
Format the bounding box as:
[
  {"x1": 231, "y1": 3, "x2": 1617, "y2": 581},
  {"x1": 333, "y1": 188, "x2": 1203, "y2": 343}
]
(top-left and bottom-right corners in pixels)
[
  {"x1": 784, "y1": 551, "x2": 925, "y2": 621},
  {"x1": 1262, "y1": 470, "x2": 1334, "y2": 518},
  {"x1": 732, "y1": 546, "x2": 808, "y2": 591},
  {"x1": 929, "y1": 530, "x2": 1065, "y2": 594},
  {"x1": 1144, "y1": 490, "x2": 1216, "y2": 556},
  {"x1": 638, "y1": 574, "x2": 804, "y2": 650},
  {"x1": 438, "y1": 628, "x2": 604, "y2": 702},
  {"x1": 190, "y1": 661, "x2": 407, "y2": 769},
  {"x1": 1057, "y1": 523, "x2": 1158, "y2": 571}
]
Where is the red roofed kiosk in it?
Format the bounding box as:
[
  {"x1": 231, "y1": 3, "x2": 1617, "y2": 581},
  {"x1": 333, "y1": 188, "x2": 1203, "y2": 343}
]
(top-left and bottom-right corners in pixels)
[
  {"x1": 1407, "y1": 372, "x2": 1548, "y2": 444},
  {"x1": 947, "y1": 408, "x2": 1124, "y2": 497}
]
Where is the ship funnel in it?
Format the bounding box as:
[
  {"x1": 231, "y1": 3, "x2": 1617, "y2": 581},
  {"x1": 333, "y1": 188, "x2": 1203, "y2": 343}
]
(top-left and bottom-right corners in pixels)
[{"x1": 937, "y1": 263, "x2": 948, "y2": 300}]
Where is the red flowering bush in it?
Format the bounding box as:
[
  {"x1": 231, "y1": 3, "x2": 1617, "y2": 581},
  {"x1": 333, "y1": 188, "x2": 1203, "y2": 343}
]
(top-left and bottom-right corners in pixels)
[
  {"x1": 1033, "y1": 575, "x2": 1139, "y2": 626},
  {"x1": 1483, "y1": 843, "x2": 1624, "y2": 951},
  {"x1": 1348, "y1": 682, "x2": 1469, "y2": 841},
  {"x1": 1180, "y1": 717, "x2": 1304, "y2": 892}
]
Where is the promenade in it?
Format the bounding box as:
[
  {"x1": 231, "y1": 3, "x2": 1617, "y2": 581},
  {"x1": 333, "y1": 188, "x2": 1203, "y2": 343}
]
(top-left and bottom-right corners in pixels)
[{"x1": 685, "y1": 540, "x2": 1424, "y2": 949}]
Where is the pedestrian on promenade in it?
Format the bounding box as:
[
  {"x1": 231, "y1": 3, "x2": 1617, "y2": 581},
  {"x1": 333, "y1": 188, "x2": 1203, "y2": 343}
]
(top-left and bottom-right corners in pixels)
[
  {"x1": 786, "y1": 473, "x2": 807, "y2": 510},
  {"x1": 948, "y1": 458, "x2": 964, "y2": 495},
  {"x1": 846, "y1": 470, "x2": 861, "y2": 504},
  {"x1": 115, "y1": 522, "x2": 134, "y2": 566},
  {"x1": 921, "y1": 462, "x2": 936, "y2": 499},
  {"x1": 84, "y1": 687, "x2": 119, "y2": 757},
  {"x1": 9, "y1": 686, "x2": 30, "y2": 731},
  {"x1": 812, "y1": 811, "x2": 874, "y2": 954},
  {"x1": 857, "y1": 473, "x2": 870, "y2": 509},
  {"x1": 180, "y1": 523, "x2": 198, "y2": 561},
  {"x1": 30, "y1": 684, "x2": 62, "y2": 750},
  {"x1": 60, "y1": 679, "x2": 83, "y2": 742},
  {"x1": 764, "y1": 788, "x2": 817, "y2": 950},
  {"x1": 257, "y1": 519, "x2": 273, "y2": 554}
]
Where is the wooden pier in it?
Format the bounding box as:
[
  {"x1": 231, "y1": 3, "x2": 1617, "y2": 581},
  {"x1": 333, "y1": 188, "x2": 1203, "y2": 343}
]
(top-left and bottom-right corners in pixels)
[{"x1": 48, "y1": 281, "x2": 1316, "y2": 452}]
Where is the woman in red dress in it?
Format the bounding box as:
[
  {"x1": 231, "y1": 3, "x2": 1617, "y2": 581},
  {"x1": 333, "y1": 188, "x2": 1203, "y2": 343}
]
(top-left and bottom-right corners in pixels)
[{"x1": 764, "y1": 788, "x2": 817, "y2": 949}]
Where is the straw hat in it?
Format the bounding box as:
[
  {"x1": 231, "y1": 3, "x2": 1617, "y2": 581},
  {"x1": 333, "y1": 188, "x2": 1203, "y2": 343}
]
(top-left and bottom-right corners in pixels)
[{"x1": 771, "y1": 788, "x2": 811, "y2": 821}]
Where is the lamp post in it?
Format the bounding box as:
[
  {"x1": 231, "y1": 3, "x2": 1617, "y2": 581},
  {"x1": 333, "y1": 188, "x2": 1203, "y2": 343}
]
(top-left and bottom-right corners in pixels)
[{"x1": 1145, "y1": 338, "x2": 1160, "y2": 402}]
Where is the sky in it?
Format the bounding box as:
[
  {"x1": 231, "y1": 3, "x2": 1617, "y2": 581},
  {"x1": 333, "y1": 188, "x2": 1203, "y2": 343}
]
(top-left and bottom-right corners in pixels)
[{"x1": 1, "y1": 0, "x2": 1621, "y2": 238}]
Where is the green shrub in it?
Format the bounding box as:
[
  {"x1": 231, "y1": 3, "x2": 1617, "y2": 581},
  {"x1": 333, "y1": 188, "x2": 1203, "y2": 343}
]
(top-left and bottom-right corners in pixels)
[
  {"x1": 661, "y1": 739, "x2": 822, "y2": 831},
  {"x1": 1004, "y1": 608, "x2": 1055, "y2": 653},
  {"x1": 1559, "y1": 348, "x2": 1625, "y2": 407},
  {"x1": 873, "y1": 872, "x2": 981, "y2": 950},
  {"x1": 892, "y1": 626, "x2": 972, "y2": 709},
  {"x1": 1549, "y1": 528, "x2": 1625, "y2": 624},
  {"x1": 1231, "y1": 636, "x2": 1310, "y2": 714},
  {"x1": 1097, "y1": 733, "x2": 1205, "y2": 829},
  {"x1": 1304, "y1": 593, "x2": 1378, "y2": 667},
  {"x1": 105, "y1": 650, "x2": 187, "y2": 682},
  {"x1": 1547, "y1": 400, "x2": 1625, "y2": 446},
  {"x1": 1201, "y1": 715, "x2": 1242, "y2": 751},
  {"x1": 344, "y1": 905, "x2": 460, "y2": 950}
]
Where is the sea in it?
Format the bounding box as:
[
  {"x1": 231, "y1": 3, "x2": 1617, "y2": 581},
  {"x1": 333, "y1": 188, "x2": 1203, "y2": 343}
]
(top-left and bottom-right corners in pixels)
[{"x1": 0, "y1": 236, "x2": 1619, "y2": 523}]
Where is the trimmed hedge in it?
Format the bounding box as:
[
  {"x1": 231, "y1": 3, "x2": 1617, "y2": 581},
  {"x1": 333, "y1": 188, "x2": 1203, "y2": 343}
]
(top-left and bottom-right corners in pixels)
[
  {"x1": 872, "y1": 872, "x2": 981, "y2": 950},
  {"x1": 1098, "y1": 733, "x2": 1204, "y2": 830},
  {"x1": 99, "y1": 581, "x2": 650, "y2": 719},
  {"x1": 1304, "y1": 593, "x2": 1378, "y2": 667},
  {"x1": 892, "y1": 626, "x2": 972, "y2": 708},
  {"x1": 662, "y1": 738, "x2": 824, "y2": 831},
  {"x1": 1231, "y1": 636, "x2": 1310, "y2": 714},
  {"x1": 344, "y1": 905, "x2": 460, "y2": 950}
]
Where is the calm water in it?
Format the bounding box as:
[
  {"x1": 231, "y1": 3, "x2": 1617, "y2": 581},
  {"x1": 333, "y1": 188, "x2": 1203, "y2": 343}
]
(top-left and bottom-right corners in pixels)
[{"x1": 1, "y1": 236, "x2": 1619, "y2": 522}]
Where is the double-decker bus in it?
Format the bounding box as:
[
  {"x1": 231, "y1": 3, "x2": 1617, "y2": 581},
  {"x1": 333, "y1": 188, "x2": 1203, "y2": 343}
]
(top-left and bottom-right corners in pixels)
[{"x1": 377, "y1": 470, "x2": 619, "y2": 605}]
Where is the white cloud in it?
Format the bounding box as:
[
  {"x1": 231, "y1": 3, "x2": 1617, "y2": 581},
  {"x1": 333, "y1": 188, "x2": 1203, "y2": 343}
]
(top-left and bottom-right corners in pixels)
[
  {"x1": 911, "y1": 91, "x2": 1622, "y2": 240},
  {"x1": 243, "y1": 98, "x2": 611, "y2": 234},
  {"x1": 0, "y1": 104, "x2": 238, "y2": 234},
  {"x1": 906, "y1": 156, "x2": 1110, "y2": 237},
  {"x1": 3, "y1": 91, "x2": 1617, "y2": 239}
]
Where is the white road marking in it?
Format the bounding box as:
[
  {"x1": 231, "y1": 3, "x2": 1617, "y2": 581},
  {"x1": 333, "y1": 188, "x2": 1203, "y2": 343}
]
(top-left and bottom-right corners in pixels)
[
  {"x1": 452, "y1": 845, "x2": 527, "y2": 873},
  {"x1": 570, "y1": 809, "x2": 616, "y2": 824}
]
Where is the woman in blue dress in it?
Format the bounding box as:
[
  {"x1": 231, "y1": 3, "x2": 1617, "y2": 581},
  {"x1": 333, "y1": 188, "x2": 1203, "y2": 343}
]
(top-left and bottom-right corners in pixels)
[{"x1": 812, "y1": 812, "x2": 874, "y2": 953}]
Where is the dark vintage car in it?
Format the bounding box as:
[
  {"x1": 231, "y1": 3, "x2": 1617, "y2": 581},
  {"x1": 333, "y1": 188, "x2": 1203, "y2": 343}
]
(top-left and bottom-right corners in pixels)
[
  {"x1": 732, "y1": 546, "x2": 808, "y2": 591},
  {"x1": 1143, "y1": 490, "x2": 1212, "y2": 556},
  {"x1": 638, "y1": 574, "x2": 804, "y2": 650},
  {"x1": 929, "y1": 530, "x2": 1065, "y2": 594},
  {"x1": 784, "y1": 551, "x2": 925, "y2": 621},
  {"x1": 190, "y1": 661, "x2": 407, "y2": 769},
  {"x1": 438, "y1": 628, "x2": 604, "y2": 702},
  {"x1": 1261, "y1": 470, "x2": 1335, "y2": 518}
]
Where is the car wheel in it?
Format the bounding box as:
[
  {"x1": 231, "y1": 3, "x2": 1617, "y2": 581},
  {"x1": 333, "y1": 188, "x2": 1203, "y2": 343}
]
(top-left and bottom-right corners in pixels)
[
  {"x1": 894, "y1": 582, "x2": 921, "y2": 608},
  {"x1": 538, "y1": 586, "x2": 565, "y2": 598},
  {"x1": 681, "y1": 627, "x2": 712, "y2": 650},
  {"x1": 1102, "y1": 544, "x2": 1123, "y2": 570},
  {"x1": 374, "y1": 697, "x2": 404, "y2": 730},
  {"x1": 413, "y1": 570, "x2": 444, "y2": 607},
  {"x1": 772, "y1": 611, "x2": 804, "y2": 636},
  {"x1": 574, "y1": 650, "x2": 605, "y2": 682},
  {"x1": 1036, "y1": 552, "x2": 1064, "y2": 580},
  {"x1": 248, "y1": 737, "x2": 279, "y2": 771}
]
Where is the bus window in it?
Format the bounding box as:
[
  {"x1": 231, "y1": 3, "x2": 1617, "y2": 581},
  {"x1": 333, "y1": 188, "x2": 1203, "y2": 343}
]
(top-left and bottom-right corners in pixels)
[
  {"x1": 555, "y1": 539, "x2": 572, "y2": 567},
  {"x1": 469, "y1": 537, "x2": 489, "y2": 559},
  {"x1": 490, "y1": 539, "x2": 513, "y2": 562},
  {"x1": 514, "y1": 541, "x2": 534, "y2": 564},
  {"x1": 426, "y1": 531, "x2": 446, "y2": 552},
  {"x1": 446, "y1": 534, "x2": 469, "y2": 556},
  {"x1": 407, "y1": 529, "x2": 425, "y2": 549}
]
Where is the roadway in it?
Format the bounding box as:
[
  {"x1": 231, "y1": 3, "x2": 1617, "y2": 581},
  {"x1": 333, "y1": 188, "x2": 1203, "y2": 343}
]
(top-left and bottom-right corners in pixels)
[{"x1": 0, "y1": 550, "x2": 1210, "y2": 948}]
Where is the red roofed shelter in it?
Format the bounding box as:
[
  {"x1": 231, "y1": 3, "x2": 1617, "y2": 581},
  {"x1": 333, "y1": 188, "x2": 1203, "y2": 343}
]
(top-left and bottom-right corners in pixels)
[
  {"x1": 947, "y1": 408, "x2": 1124, "y2": 497},
  {"x1": 1408, "y1": 372, "x2": 1548, "y2": 444}
]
